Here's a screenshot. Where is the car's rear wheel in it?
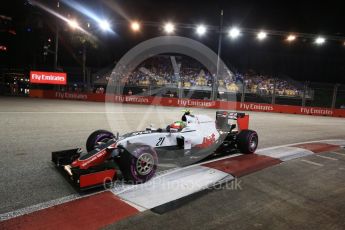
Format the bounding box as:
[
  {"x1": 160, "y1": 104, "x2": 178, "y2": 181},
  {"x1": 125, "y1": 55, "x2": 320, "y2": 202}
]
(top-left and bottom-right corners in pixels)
[
  {"x1": 237, "y1": 130, "x2": 258, "y2": 154},
  {"x1": 119, "y1": 144, "x2": 158, "y2": 184},
  {"x1": 86, "y1": 130, "x2": 115, "y2": 152}
]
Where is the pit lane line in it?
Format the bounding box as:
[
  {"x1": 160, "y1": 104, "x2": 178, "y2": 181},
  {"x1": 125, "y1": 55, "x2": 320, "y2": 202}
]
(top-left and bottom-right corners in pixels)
[{"x1": 0, "y1": 139, "x2": 344, "y2": 222}]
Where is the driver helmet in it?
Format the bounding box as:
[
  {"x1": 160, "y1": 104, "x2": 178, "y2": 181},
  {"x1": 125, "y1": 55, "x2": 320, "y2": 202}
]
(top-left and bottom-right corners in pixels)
[{"x1": 170, "y1": 120, "x2": 186, "y2": 130}]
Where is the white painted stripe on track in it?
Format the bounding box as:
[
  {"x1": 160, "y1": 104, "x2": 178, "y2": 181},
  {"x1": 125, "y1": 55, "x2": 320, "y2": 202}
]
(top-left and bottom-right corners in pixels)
[
  {"x1": 320, "y1": 140, "x2": 345, "y2": 146},
  {"x1": 315, "y1": 154, "x2": 338, "y2": 161},
  {"x1": 0, "y1": 194, "x2": 81, "y2": 222},
  {"x1": 158, "y1": 163, "x2": 180, "y2": 168},
  {"x1": 0, "y1": 190, "x2": 142, "y2": 222},
  {"x1": 330, "y1": 151, "x2": 345, "y2": 157},
  {"x1": 1, "y1": 139, "x2": 344, "y2": 221},
  {"x1": 256, "y1": 139, "x2": 345, "y2": 152},
  {"x1": 300, "y1": 159, "x2": 324, "y2": 167},
  {"x1": 256, "y1": 146, "x2": 314, "y2": 161},
  {"x1": 121, "y1": 200, "x2": 147, "y2": 212},
  {"x1": 256, "y1": 139, "x2": 345, "y2": 162}
]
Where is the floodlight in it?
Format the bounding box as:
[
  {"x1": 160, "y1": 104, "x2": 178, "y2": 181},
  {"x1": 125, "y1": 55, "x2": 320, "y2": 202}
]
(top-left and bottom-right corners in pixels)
[
  {"x1": 315, "y1": 36, "x2": 325, "y2": 45},
  {"x1": 196, "y1": 25, "x2": 207, "y2": 36},
  {"x1": 68, "y1": 19, "x2": 79, "y2": 29},
  {"x1": 131, "y1": 21, "x2": 141, "y2": 32},
  {"x1": 257, "y1": 31, "x2": 267, "y2": 40},
  {"x1": 164, "y1": 22, "x2": 175, "y2": 34},
  {"x1": 286, "y1": 34, "x2": 296, "y2": 42},
  {"x1": 99, "y1": 20, "x2": 111, "y2": 31},
  {"x1": 229, "y1": 27, "x2": 241, "y2": 39}
]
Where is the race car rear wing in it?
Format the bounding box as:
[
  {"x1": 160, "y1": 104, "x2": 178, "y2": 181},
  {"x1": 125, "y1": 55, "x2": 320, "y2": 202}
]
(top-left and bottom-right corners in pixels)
[{"x1": 216, "y1": 111, "x2": 249, "y2": 131}]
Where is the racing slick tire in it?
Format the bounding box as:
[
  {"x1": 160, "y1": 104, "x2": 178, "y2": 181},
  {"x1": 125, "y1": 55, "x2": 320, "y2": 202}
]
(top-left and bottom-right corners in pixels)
[
  {"x1": 237, "y1": 130, "x2": 258, "y2": 154},
  {"x1": 86, "y1": 130, "x2": 115, "y2": 152},
  {"x1": 119, "y1": 144, "x2": 158, "y2": 184}
]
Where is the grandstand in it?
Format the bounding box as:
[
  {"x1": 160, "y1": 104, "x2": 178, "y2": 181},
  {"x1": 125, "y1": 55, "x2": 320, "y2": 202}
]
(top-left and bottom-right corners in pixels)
[
  {"x1": 1, "y1": 54, "x2": 328, "y2": 106},
  {"x1": 92, "y1": 54, "x2": 311, "y2": 101}
]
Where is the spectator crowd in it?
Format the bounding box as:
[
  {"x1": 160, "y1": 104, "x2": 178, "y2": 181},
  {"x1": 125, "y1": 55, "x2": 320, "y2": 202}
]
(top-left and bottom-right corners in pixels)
[{"x1": 93, "y1": 55, "x2": 303, "y2": 97}]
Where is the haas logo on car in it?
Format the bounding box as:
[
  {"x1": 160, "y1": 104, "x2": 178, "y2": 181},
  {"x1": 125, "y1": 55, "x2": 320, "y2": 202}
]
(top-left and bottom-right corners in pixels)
[{"x1": 196, "y1": 133, "x2": 216, "y2": 148}]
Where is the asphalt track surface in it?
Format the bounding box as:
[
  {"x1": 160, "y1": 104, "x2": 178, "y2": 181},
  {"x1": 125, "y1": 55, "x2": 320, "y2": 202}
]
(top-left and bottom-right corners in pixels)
[
  {"x1": 1, "y1": 96, "x2": 345, "y2": 229},
  {"x1": 106, "y1": 149, "x2": 345, "y2": 230}
]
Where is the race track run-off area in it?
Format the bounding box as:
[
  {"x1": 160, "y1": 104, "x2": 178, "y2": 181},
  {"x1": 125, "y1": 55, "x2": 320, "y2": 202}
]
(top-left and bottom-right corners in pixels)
[{"x1": 1, "y1": 96, "x2": 345, "y2": 230}]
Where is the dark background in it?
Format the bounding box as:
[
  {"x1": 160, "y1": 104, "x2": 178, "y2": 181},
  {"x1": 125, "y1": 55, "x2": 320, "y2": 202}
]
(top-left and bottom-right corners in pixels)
[{"x1": 1, "y1": 0, "x2": 344, "y2": 83}]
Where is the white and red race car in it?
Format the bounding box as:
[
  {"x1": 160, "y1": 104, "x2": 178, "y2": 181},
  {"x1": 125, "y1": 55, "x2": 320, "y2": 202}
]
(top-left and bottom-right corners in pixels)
[{"x1": 52, "y1": 110, "x2": 258, "y2": 190}]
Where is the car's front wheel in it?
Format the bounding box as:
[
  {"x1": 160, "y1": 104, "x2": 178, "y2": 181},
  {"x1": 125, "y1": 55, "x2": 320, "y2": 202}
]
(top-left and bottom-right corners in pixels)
[
  {"x1": 86, "y1": 129, "x2": 115, "y2": 152},
  {"x1": 119, "y1": 144, "x2": 158, "y2": 184}
]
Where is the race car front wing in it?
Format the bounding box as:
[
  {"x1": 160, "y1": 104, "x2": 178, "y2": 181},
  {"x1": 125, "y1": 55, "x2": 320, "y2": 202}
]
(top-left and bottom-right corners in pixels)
[{"x1": 52, "y1": 148, "x2": 117, "y2": 191}]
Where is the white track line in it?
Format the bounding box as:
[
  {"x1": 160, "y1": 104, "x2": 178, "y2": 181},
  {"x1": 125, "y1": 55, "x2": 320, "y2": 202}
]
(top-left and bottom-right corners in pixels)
[
  {"x1": 158, "y1": 163, "x2": 179, "y2": 168},
  {"x1": 0, "y1": 194, "x2": 80, "y2": 222},
  {"x1": 0, "y1": 139, "x2": 343, "y2": 222},
  {"x1": 0, "y1": 189, "x2": 112, "y2": 222},
  {"x1": 331, "y1": 152, "x2": 345, "y2": 157},
  {"x1": 315, "y1": 155, "x2": 338, "y2": 161},
  {"x1": 121, "y1": 200, "x2": 147, "y2": 212},
  {"x1": 256, "y1": 139, "x2": 345, "y2": 153},
  {"x1": 300, "y1": 159, "x2": 324, "y2": 167}
]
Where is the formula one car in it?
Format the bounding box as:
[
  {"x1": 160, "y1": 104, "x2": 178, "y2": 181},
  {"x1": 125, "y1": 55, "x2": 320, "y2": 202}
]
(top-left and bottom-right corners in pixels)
[{"x1": 52, "y1": 110, "x2": 258, "y2": 190}]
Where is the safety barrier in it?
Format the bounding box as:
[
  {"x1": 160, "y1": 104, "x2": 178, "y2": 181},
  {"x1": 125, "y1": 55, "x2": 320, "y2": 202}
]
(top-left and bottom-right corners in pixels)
[{"x1": 29, "y1": 89, "x2": 345, "y2": 118}]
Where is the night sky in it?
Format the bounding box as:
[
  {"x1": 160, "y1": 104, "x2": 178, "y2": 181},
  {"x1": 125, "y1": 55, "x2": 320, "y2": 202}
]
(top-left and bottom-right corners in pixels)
[{"x1": 1, "y1": 0, "x2": 344, "y2": 83}]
